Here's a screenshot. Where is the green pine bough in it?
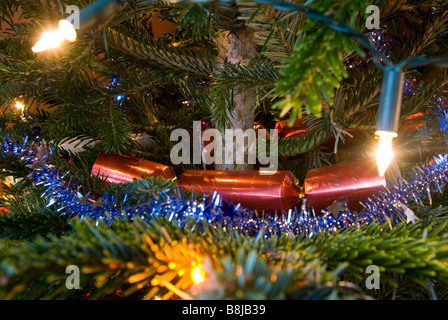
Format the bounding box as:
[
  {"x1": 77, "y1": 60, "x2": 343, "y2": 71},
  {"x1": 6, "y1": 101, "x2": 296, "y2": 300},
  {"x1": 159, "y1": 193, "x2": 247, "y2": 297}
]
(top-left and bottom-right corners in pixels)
[
  {"x1": 271, "y1": 0, "x2": 370, "y2": 122},
  {"x1": 1, "y1": 213, "x2": 448, "y2": 299},
  {"x1": 1, "y1": 0, "x2": 448, "y2": 300}
]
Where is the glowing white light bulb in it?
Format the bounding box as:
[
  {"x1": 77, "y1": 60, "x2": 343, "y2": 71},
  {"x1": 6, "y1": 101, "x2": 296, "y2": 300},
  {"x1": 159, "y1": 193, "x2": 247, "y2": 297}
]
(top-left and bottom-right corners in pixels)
[
  {"x1": 375, "y1": 131, "x2": 397, "y2": 177},
  {"x1": 191, "y1": 265, "x2": 205, "y2": 284},
  {"x1": 15, "y1": 100, "x2": 25, "y2": 112},
  {"x1": 32, "y1": 20, "x2": 77, "y2": 53}
]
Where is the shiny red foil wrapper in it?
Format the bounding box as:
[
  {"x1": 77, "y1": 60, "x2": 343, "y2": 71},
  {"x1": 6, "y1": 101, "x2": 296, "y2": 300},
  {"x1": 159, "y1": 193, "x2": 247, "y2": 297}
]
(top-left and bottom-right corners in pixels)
[
  {"x1": 179, "y1": 170, "x2": 302, "y2": 212},
  {"x1": 275, "y1": 119, "x2": 373, "y2": 152},
  {"x1": 401, "y1": 112, "x2": 425, "y2": 131},
  {"x1": 91, "y1": 152, "x2": 176, "y2": 184},
  {"x1": 304, "y1": 158, "x2": 401, "y2": 212},
  {"x1": 276, "y1": 113, "x2": 425, "y2": 142},
  {"x1": 275, "y1": 119, "x2": 309, "y2": 139}
]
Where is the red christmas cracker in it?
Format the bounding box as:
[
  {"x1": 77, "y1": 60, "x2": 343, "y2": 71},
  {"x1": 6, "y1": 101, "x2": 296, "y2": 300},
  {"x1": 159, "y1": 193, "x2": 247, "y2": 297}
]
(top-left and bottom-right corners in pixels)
[
  {"x1": 275, "y1": 118, "x2": 310, "y2": 139},
  {"x1": 179, "y1": 170, "x2": 302, "y2": 212},
  {"x1": 275, "y1": 118, "x2": 372, "y2": 149},
  {"x1": 91, "y1": 152, "x2": 176, "y2": 184},
  {"x1": 304, "y1": 157, "x2": 401, "y2": 212}
]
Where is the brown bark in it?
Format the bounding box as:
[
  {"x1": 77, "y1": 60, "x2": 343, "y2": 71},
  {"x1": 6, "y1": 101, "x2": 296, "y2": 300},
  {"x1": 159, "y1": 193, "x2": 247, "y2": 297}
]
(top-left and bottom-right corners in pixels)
[{"x1": 214, "y1": 28, "x2": 257, "y2": 171}]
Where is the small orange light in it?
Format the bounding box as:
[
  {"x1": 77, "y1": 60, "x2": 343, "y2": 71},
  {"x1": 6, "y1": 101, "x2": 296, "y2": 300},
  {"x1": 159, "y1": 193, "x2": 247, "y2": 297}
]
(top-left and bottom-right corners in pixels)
[
  {"x1": 168, "y1": 262, "x2": 176, "y2": 269},
  {"x1": 151, "y1": 278, "x2": 159, "y2": 286},
  {"x1": 15, "y1": 101, "x2": 25, "y2": 111},
  {"x1": 191, "y1": 265, "x2": 205, "y2": 284}
]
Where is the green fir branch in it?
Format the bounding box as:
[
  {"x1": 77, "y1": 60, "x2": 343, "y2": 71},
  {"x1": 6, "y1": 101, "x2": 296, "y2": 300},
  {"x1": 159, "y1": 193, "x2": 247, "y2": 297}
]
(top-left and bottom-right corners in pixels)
[{"x1": 105, "y1": 28, "x2": 216, "y2": 78}]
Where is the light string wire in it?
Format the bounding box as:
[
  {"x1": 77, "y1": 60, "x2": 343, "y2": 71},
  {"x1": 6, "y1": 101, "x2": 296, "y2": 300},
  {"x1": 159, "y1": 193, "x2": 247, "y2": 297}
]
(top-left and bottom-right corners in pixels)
[
  {"x1": 244, "y1": 0, "x2": 392, "y2": 70},
  {"x1": 246, "y1": 0, "x2": 448, "y2": 73}
]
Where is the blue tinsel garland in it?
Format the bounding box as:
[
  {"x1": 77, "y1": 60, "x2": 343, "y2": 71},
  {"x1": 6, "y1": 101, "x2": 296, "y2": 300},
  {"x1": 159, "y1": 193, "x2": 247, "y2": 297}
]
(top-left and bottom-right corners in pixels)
[{"x1": 2, "y1": 136, "x2": 447, "y2": 238}]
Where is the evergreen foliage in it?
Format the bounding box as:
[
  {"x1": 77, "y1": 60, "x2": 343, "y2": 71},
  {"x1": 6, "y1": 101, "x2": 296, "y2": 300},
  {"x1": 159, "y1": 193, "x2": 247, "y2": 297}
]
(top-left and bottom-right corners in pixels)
[{"x1": 1, "y1": 0, "x2": 448, "y2": 300}]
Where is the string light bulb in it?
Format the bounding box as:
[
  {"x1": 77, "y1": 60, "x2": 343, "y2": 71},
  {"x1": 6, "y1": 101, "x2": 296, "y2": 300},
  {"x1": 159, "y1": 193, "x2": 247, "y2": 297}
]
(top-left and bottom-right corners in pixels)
[
  {"x1": 32, "y1": 20, "x2": 77, "y2": 53},
  {"x1": 374, "y1": 57, "x2": 448, "y2": 176},
  {"x1": 375, "y1": 131, "x2": 397, "y2": 177},
  {"x1": 32, "y1": 0, "x2": 123, "y2": 53},
  {"x1": 191, "y1": 264, "x2": 205, "y2": 284},
  {"x1": 15, "y1": 100, "x2": 25, "y2": 112},
  {"x1": 375, "y1": 68, "x2": 404, "y2": 176}
]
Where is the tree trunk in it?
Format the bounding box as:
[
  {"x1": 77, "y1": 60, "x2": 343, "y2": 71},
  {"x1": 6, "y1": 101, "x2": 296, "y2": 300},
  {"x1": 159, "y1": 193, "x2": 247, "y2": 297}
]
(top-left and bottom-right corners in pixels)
[{"x1": 214, "y1": 28, "x2": 256, "y2": 171}]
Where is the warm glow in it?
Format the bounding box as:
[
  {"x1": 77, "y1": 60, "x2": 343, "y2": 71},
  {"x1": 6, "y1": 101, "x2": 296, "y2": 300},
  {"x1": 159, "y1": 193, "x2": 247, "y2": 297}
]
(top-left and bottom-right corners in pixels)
[
  {"x1": 191, "y1": 265, "x2": 205, "y2": 284},
  {"x1": 375, "y1": 131, "x2": 397, "y2": 177},
  {"x1": 15, "y1": 100, "x2": 25, "y2": 111},
  {"x1": 32, "y1": 20, "x2": 77, "y2": 53},
  {"x1": 168, "y1": 262, "x2": 176, "y2": 269}
]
